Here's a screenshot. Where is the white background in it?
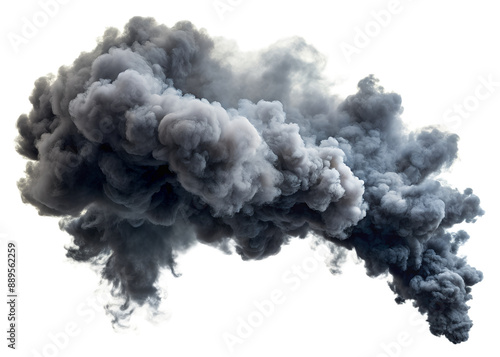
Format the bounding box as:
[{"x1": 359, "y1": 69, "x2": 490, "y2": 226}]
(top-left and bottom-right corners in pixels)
[{"x1": 1, "y1": 1, "x2": 499, "y2": 356}]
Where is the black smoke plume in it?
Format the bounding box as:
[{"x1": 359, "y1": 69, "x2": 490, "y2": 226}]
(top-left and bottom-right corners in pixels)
[{"x1": 16, "y1": 17, "x2": 483, "y2": 343}]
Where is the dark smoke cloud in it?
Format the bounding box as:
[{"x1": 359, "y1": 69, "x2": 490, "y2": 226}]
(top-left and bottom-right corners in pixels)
[{"x1": 16, "y1": 17, "x2": 483, "y2": 342}]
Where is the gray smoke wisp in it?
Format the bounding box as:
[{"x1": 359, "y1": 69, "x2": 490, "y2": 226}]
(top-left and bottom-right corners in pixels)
[{"x1": 16, "y1": 17, "x2": 483, "y2": 343}]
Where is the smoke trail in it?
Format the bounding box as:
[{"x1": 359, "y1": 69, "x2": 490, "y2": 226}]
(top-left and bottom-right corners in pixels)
[{"x1": 16, "y1": 17, "x2": 483, "y2": 342}]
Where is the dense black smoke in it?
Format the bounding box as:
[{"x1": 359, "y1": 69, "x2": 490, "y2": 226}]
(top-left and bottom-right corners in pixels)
[{"x1": 16, "y1": 17, "x2": 483, "y2": 343}]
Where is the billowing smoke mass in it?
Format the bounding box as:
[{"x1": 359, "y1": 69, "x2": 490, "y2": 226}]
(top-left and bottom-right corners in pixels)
[{"x1": 16, "y1": 17, "x2": 483, "y2": 343}]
